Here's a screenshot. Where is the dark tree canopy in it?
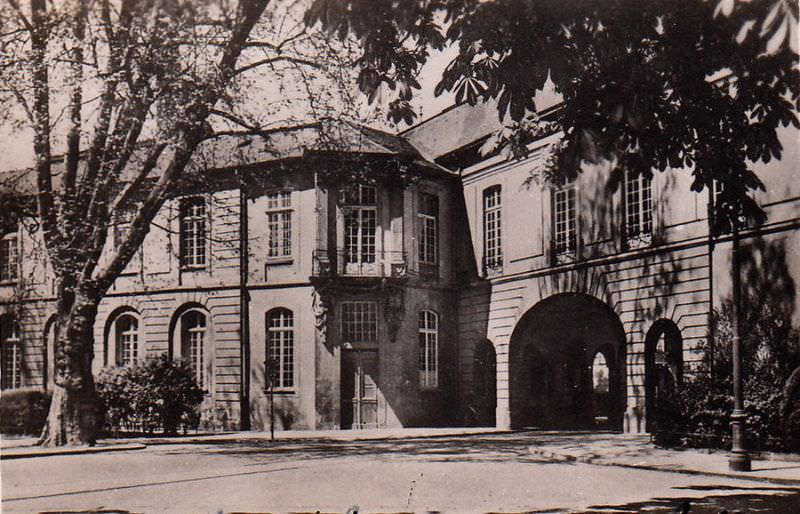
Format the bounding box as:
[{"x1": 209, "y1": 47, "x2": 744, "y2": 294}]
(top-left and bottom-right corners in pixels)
[{"x1": 306, "y1": 0, "x2": 799, "y2": 226}]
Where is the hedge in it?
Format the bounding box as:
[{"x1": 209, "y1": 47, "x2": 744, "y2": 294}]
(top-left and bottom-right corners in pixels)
[{"x1": 0, "y1": 388, "x2": 51, "y2": 436}]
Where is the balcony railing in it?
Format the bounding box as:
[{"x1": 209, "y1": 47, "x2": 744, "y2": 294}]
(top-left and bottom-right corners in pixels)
[
  {"x1": 312, "y1": 249, "x2": 407, "y2": 278},
  {"x1": 482, "y1": 255, "x2": 503, "y2": 277}
]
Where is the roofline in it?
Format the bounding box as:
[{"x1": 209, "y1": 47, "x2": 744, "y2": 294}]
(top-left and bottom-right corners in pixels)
[{"x1": 399, "y1": 99, "x2": 471, "y2": 136}]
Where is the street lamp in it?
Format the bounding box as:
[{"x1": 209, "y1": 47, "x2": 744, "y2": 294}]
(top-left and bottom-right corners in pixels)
[{"x1": 729, "y1": 219, "x2": 751, "y2": 472}]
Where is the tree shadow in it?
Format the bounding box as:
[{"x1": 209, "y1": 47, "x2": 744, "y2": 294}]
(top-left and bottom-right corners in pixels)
[
  {"x1": 152, "y1": 430, "x2": 631, "y2": 465},
  {"x1": 583, "y1": 487, "x2": 800, "y2": 513}
]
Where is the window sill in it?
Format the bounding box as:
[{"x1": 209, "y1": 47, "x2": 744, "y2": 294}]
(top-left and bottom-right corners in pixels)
[
  {"x1": 0, "y1": 280, "x2": 18, "y2": 286},
  {"x1": 483, "y1": 267, "x2": 503, "y2": 278},
  {"x1": 553, "y1": 250, "x2": 577, "y2": 265},
  {"x1": 264, "y1": 389, "x2": 296, "y2": 395},
  {"x1": 266, "y1": 257, "x2": 293, "y2": 265},
  {"x1": 625, "y1": 233, "x2": 653, "y2": 250},
  {"x1": 181, "y1": 266, "x2": 207, "y2": 272}
]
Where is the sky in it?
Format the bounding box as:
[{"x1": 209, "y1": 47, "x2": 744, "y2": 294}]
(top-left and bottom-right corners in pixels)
[{"x1": 0, "y1": 41, "x2": 457, "y2": 172}]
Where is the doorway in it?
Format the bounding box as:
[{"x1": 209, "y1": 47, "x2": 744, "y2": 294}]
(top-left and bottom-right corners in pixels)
[{"x1": 341, "y1": 350, "x2": 379, "y2": 429}]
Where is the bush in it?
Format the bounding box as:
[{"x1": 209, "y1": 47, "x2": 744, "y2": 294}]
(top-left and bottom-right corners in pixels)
[
  {"x1": 652, "y1": 296, "x2": 800, "y2": 452},
  {"x1": 96, "y1": 355, "x2": 204, "y2": 435},
  {"x1": 0, "y1": 388, "x2": 51, "y2": 435}
]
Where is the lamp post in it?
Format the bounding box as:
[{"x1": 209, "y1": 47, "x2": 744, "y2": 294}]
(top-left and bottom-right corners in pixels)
[{"x1": 729, "y1": 219, "x2": 751, "y2": 472}]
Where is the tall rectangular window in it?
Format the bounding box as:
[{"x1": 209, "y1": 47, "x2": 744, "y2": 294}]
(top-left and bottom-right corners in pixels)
[
  {"x1": 1, "y1": 317, "x2": 22, "y2": 390},
  {"x1": 418, "y1": 310, "x2": 439, "y2": 389},
  {"x1": 180, "y1": 197, "x2": 206, "y2": 268},
  {"x1": 0, "y1": 232, "x2": 19, "y2": 282},
  {"x1": 483, "y1": 186, "x2": 502, "y2": 272},
  {"x1": 266, "y1": 191, "x2": 292, "y2": 259},
  {"x1": 344, "y1": 185, "x2": 377, "y2": 267},
  {"x1": 267, "y1": 309, "x2": 294, "y2": 389},
  {"x1": 625, "y1": 171, "x2": 653, "y2": 247},
  {"x1": 418, "y1": 193, "x2": 438, "y2": 265},
  {"x1": 341, "y1": 301, "x2": 378, "y2": 343},
  {"x1": 553, "y1": 185, "x2": 577, "y2": 262}
]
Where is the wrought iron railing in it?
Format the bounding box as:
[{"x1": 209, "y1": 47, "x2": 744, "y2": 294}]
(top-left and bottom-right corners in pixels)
[{"x1": 312, "y1": 249, "x2": 407, "y2": 278}]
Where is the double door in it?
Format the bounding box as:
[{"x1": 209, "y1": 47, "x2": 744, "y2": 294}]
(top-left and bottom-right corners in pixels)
[{"x1": 341, "y1": 350, "x2": 379, "y2": 429}]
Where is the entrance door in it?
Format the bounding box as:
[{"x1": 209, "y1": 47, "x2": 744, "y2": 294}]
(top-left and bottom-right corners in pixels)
[{"x1": 341, "y1": 350, "x2": 379, "y2": 429}]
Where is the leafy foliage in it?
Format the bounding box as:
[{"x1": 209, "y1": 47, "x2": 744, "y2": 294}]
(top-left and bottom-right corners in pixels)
[
  {"x1": 96, "y1": 355, "x2": 204, "y2": 435},
  {"x1": 653, "y1": 295, "x2": 800, "y2": 452},
  {"x1": 308, "y1": 0, "x2": 800, "y2": 224},
  {"x1": 0, "y1": 388, "x2": 51, "y2": 435}
]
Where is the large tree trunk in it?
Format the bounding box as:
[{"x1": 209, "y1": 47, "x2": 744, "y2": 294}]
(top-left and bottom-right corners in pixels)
[{"x1": 39, "y1": 289, "x2": 100, "y2": 447}]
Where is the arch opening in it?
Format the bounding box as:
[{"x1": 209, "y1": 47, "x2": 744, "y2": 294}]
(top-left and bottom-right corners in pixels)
[
  {"x1": 509, "y1": 293, "x2": 626, "y2": 430},
  {"x1": 644, "y1": 319, "x2": 683, "y2": 432}
]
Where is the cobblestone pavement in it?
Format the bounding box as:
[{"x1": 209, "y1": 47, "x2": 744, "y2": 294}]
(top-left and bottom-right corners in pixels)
[{"x1": 3, "y1": 430, "x2": 799, "y2": 513}]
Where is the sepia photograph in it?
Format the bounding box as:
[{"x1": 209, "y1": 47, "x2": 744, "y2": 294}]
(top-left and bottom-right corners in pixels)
[{"x1": 0, "y1": 0, "x2": 799, "y2": 512}]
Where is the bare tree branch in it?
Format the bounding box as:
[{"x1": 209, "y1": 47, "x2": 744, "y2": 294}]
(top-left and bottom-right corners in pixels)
[
  {"x1": 7, "y1": 0, "x2": 34, "y2": 33},
  {"x1": 234, "y1": 54, "x2": 322, "y2": 74},
  {"x1": 203, "y1": 121, "x2": 322, "y2": 140}
]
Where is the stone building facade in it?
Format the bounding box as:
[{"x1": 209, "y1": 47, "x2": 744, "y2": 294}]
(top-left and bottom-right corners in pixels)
[
  {"x1": 0, "y1": 125, "x2": 461, "y2": 431},
  {"x1": 403, "y1": 99, "x2": 800, "y2": 433},
  {"x1": 1, "y1": 104, "x2": 799, "y2": 434}
]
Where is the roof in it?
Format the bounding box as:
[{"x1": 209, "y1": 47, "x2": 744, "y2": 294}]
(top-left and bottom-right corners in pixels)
[
  {"x1": 401, "y1": 82, "x2": 564, "y2": 162},
  {"x1": 0, "y1": 120, "x2": 452, "y2": 196}
]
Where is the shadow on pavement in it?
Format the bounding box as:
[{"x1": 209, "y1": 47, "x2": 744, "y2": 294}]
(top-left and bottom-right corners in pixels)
[
  {"x1": 583, "y1": 489, "x2": 800, "y2": 513},
  {"x1": 154, "y1": 430, "x2": 616, "y2": 465}
]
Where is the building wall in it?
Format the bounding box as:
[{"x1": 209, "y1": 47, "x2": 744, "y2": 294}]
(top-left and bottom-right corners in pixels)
[
  {"x1": 455, "y1": 124, "x2": 800, "y2": 432},
  {"x1": 0, "y1": 157, "x2": 462, "y2": 433}
]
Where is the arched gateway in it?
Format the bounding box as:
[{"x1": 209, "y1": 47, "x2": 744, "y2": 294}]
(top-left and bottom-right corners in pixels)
[{"x1": 509, "y1": 293, "x2": 626, "y2": 430}]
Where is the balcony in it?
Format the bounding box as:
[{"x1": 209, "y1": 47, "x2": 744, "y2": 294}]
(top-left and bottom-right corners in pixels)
[
  {"x1": 482, "y1": 255, "x2": 503, "y2": 277},
  {"x1": 312, "y1": 249, "x2": 407, "y2": 279}
]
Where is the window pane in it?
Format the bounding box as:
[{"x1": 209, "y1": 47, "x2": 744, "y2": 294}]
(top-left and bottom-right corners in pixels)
[
  {"x1": 418, "y1": 311, "x2": 438, "y2": 388},
  {"x1": 554, "y1": 186, "x2": 577, "y2": 254},
  {"x1": 418, "y1": 194, "x2": 439, "y2": 265},
  {"x1": 483, "y1": 187, "x2": 502, "y2": 269},
  {"x1": 180, "y1": 198, "x2": 206, "y2": 267},
  {"x1": 117, "y1": 315, "x2": 139, "y2": 367},
  {"x1": 182, "y1": 311, "x2": 206, "y2": 388},
  {"x1": 267, "y1": 309, "x2": 294, "y2": 388},
  {"x1": 1, "y1": 318, "x2": 21, "y2": 390},
  {"x1": 0, "y1": 236, "x2": 18, "y2": 282},
  {"x1": 625, "y1": 173, "x2": 652, "y2": 240},
  {"x1": 342, "y1": 302, "x2": 377, "y2": 343},
  {"x1": 266, "y1": 192, "x2": 292, "y2": 258}
]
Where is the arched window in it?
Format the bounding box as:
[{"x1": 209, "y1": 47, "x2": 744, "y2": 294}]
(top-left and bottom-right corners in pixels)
[
  {"x1": 418, "y1": 310, "x2": 438, "y2": 389},
  {"x1": 1, "y1": 316, "x2": 22, "y2": 390},
  {"x1": 266, "y1": 308, "x2": 294, "y2": 389},
  {"x1": 115, "y1": 315, "x2": 139, "y2": 367},
  {"x1": 181, "y1": 310, "x2": 207, "y2": 388}
]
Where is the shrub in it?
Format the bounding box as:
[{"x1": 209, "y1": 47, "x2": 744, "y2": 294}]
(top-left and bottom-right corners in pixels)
[
  {"x1": 96, "y1": 355, "x2": 204, "y2": 435},
  {"x1": 0, "y1": 388, "x2": 51, "y2": 435},
  {"x1": 653, "y1": 296, "x2": 800, "y2": 452}
]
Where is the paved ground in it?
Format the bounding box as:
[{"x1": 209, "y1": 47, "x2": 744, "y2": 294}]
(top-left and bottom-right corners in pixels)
[{"x1": 3, "y1": 430, "x2": 800, "y2": 513}]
